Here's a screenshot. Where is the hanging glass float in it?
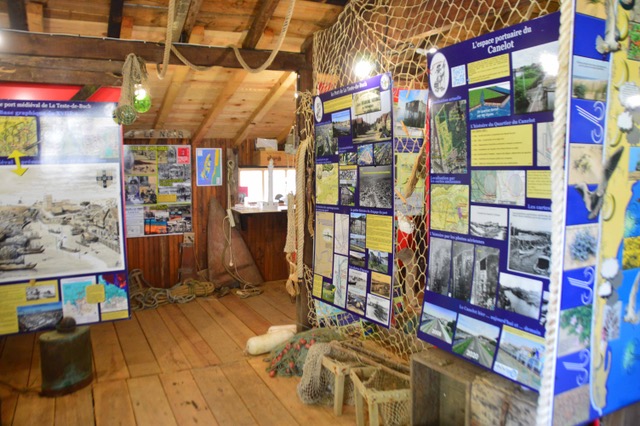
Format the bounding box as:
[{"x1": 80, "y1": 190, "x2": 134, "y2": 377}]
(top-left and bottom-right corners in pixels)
[
  {"x1": 113, "y1": 104, "x2": 138, "y2": 125},
  {"x1": 133, "y1": 84, "x2": 152, "y2": 113}
]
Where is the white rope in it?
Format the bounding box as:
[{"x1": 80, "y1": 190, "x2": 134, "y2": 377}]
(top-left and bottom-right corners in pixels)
[
  {"x1": 229, "y1": 0, "x2": 297, "y2": 73},
  {"x1": 296, "y1": 138, "x2": 309, "y2": 279},
  {"x1": 156, "y1": 0, "x2": 176, "y2": 79},
  {"x1": 156, "y1": 0, "x2": 296, "y2": 78},
  {"x1": 537, "y1": 2, "x2": 574, "y2": 425}
]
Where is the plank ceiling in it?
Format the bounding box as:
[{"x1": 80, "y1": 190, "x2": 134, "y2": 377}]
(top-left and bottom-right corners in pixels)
[{"x1": 0, "y1": 0, "x2": 347, "y2": 144}]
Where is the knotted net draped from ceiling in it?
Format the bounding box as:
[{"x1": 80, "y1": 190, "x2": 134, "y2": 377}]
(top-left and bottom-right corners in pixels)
[{"x1": 297, "y1": 0, "x2": 560, "y2": 361}]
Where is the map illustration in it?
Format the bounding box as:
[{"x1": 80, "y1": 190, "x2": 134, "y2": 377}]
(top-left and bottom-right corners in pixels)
[
  {"x1": 316, "y1": 163, "x2": 339, "y2": 205},
  {"x1": 431, "y1": 184, "x2": 469, "y2": 234},
  {"x1": 471, "y1": 170, "x2": 525, "y2": 206}
]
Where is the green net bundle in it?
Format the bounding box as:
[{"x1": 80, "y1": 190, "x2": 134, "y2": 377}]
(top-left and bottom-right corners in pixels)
[{"x1": 265, "y1": 328, "x2": 343, "y2": 377}]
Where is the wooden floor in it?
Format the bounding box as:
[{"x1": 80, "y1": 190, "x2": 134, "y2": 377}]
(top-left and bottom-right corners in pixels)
[{"x1": 0, "y1": 282, "x2": 356, "y2": 425}]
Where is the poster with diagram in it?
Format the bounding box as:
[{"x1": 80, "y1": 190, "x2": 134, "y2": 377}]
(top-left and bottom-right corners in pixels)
[
  {"x1": 0, "y1": 101, "x2": 130, "y2": 335},
  {"x1": 312, "y1": 73, "x2": 395, "y2": 327},
  {"x1": 124, "y1": 145, "x2": 192, "y2": 237},
  {"x1": 417, "y1": 13, "x2": 559, "y2": 391}
]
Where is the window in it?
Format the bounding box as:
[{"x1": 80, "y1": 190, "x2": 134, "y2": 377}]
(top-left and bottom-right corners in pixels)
[{"x1": 239, "y1": 168, "x2": 296, "y2": 204}]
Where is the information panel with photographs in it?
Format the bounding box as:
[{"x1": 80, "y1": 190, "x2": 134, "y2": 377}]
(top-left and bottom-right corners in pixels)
[
  {"x1": 124, "y1": 145, "x2": 192, "y2": 237},
  {"x1": 417, "y1": 13, "x2": 559, "y2": 391},
  {"x1": 0, "y1": 101, "x2": 130, "y2": 335},
  {"x1": 312, "y1": 73, "x2": 395, "y2": 327}
]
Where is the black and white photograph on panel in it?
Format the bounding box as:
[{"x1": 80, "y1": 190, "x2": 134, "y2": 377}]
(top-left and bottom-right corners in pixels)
[
  {"x1": 339, "y1": 167, "x2": 357, "y2": 206},
  {"x1": 351, "y1": 88, "x2": 392, "y2": 144},
  {"x1": 470, "y1": 245, "x2": 500, "y2": 310},
  {"x1": 359, "y1": 165, "x2": 393, "y2": 209},
  {"x1": 368, "y1": 249, "x2": 389, "y2": 274},
  {"x1": 450, "y1": 240, "x2": 475, "y2": 302},
  {"x1": 332, "y1": 254, "x2": 349, "y2": 309},
  {"x1": 315, "y1": 121, "x2": 336, "y2": 157},
  {"x1": 358, "y1": 144, "x2": 374, "y2": 166},
  {"x1": 420, "y1": 302, "x2": 457, "y2": 345},
  {"x1": 349, "y1": 250, "x2": 366, "y2": 268},
  {"x1": 452, "y1": 313, "x2": 500, "y2": 368},
  {"x1": 508, "y1": 209, "x2": 552, "y2": 278},
  {"x1": 25, "y1": 284, "x2": 57, "y2": 301},
  {"x1": 366, "y1": 293, "x2": 390, "y2": 324},
  {"x1": 346, "y1": 288, "x2": 366, "y2": 315},
  {"x1": 332, "y1": 110, "x2": 352, "y2": 137},
  {"x1": 374, "y1": 141, "x2": 393, "y2": 165},
  {"x1": 158, "y1": 162, "x2": 190, "y2": 182},
  {"x1": 427, "y1": 237, "x2": 452, "y2": 296},
  {"x1": 497, "y1": 272, "x2": 543, "y2": 320},
  {"x1": 370, "y1": 271, "x2": 391, "y2": 298},
  {"x1": 349, "y1": 212, "x2": 366, "y2": 252},
  {"x1": 470, "y1": 205, "x2": 508, "y2": 241},
  {"x1": 347, "y1": 267, "x2": 368, "y2": 293}
]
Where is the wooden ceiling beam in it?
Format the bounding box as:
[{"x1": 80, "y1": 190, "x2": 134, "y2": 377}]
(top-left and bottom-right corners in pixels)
[
  {"x1": 182, "y1": 0, "x2": 204, "y2": 41},
  {"x1": 0, "y1": 66, "x2": 122, "y2": 87},
  {"x1": 0, "y1": 30, "x2": 306, "y2": 72},
  {"x1": 26, "y1": 2, "x2": 44, "y2": 33},
  {"x1": 233, "y1": 71, "x2": 297, "y2": 146},
  {"x1": 192, "y1": 70, "x2": 248, "y2": 144},
  {"x1": 171, "y1": 0, "x2": 193, "y2": 42},
  {"x1": 120, "y1": 16, "x2": 134, "y2": 40},
  {"x1": 243, "y1": 0, "x2": 281, "y2": 49},
  {"x1": 8, "y1": 0, "x2": 28, "y2": 31},
  {"x1": 107, "y1": 0, "x2": 125, "y2": 38}
]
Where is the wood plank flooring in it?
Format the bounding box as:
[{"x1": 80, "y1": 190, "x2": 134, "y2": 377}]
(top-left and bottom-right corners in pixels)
[{"x1": 0, "y1": 281, "x2": 356, "y2": 425}]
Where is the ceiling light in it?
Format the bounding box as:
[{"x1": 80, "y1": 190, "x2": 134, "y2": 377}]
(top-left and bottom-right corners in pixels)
[{"x1": 354, "y1": 59, "x2": 374, "y2": 79}]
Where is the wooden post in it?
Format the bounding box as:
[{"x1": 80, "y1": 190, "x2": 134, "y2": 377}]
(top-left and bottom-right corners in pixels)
[{"x1": 296, "y1": 38, "x2": 314, "y2": 332}]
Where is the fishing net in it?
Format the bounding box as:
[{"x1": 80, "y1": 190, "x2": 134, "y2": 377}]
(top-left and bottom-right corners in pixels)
[
  {"x1": 297, "y1": 0, "x2": 560, "y2": 361},
  {"x1": 265, "y1": 328, "x2": 344, "y2": 377}
]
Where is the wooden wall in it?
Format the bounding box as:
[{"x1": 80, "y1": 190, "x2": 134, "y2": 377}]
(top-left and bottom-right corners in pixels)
[{"x1": 123, "y1": 137, "x2": 286, "y2": 289}]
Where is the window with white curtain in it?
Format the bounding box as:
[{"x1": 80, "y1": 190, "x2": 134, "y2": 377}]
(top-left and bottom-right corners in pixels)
[{"x1": 238, "y1": 168, "x2": 296, "y2": 204}]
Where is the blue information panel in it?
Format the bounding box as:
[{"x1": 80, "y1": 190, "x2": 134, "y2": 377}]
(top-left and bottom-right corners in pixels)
[
  {"x1": 311, "y1": 73, "x2": 395, "y2": 327},
  {"x1": 0, "y1": 101, "x2": 130, "y2": 334},
  {"x1": 417, "y1": 13, "x2": 560, "y2": 391}
]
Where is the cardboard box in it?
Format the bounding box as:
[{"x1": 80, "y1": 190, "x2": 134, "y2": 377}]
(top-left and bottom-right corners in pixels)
[{"x1": 252, "y1": 150, "x2": 295, "y2": 167}]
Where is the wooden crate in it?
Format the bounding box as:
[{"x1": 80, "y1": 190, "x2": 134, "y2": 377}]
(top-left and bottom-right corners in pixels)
[
  {"x1": 411, "y1": 347, "x2": 485, "y2": 425},
  {"x1": 321, "y1": 354, "x2": 366, "y2": 416},
  {"x1": 350, "y1": 366, "x2": 411, "y2": 426},
  {"x1": 470, "y1": 372, "x2": 537, "y2": 426}
]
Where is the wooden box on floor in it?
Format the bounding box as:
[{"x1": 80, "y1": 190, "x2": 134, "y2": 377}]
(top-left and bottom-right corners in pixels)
[
  {"x1": 470, "y1": 372, "x2": 537, "y2": 426},
  {"x1": 321, "y1": 353, "x2": 366, "y2": 416},
  {"x1": 350, "y1": 366, "x2": 411, "y2": 426},
  {"x1": 411, "y1": 347, "x2": 484, "y2": 425}
]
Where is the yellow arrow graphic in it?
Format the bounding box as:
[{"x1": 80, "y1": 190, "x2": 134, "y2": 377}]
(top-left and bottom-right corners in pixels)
[{"x1": 7, "y1": 150, "x2": 28, "y2": 176}]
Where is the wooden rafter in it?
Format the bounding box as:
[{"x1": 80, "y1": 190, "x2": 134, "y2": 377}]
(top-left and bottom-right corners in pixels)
[
  {"x1": 243, "y1": 0, "x2": 282, "y2": 49},
  {"x1": 171, "y1": 0, "x2": 194, "y2": 42},
  {"x1": 0, "y1": 54, "x2": 123, "y2": 86},
  {"x1": 182, "y1": 0, "x2": 204, "y2": 41},
  {"x1": 120, "y1": 16, "x2": 134, "y2": 40},
  {"x1": 107, "y1": 0, "x2": 125, "y2": 38},
  {"x1": 26, "y1": 2, "x2": 44, "y2": 33},
  {"x1": 192, "y1": 70, "x2": 249, "y2": 144},
  {"x1": 71, "y1": 85, "x2": 100, "y2": 101},
  {"x1": 233, "y1": 72, "x2": 297, "y2": 146},
  {"x1": 8, "y1": 0, "x2": 28, "y2": 31},
  {"x1": 0, "y1": 30, "x2": 306, "y2": 72}
]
